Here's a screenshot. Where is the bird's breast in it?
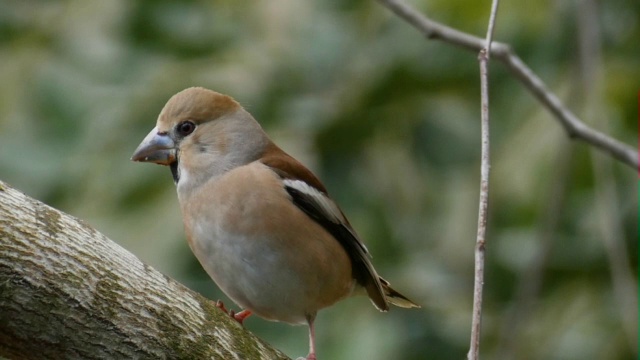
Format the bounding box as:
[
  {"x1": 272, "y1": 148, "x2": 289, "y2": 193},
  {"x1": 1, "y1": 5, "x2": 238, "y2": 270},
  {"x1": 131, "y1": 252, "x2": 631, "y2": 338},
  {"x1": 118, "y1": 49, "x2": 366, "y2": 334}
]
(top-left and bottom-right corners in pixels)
[{"x1": 178, "y1": 162, "x2": 355, "y2": 323}]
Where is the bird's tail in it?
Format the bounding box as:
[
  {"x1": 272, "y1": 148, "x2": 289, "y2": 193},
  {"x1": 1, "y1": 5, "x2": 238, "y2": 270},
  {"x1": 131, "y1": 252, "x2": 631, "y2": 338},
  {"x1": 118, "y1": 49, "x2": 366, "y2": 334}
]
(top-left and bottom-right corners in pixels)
[{"x1": 380, "y1": 277, "x2": 421, "y2": 309}]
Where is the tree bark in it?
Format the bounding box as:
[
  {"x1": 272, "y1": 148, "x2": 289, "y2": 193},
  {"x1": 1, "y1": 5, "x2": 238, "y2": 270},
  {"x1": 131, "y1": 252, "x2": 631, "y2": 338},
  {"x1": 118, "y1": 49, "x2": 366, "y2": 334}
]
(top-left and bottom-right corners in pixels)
[{"x1": 0, "y1": 180, "x2": 289, "y2": 360}]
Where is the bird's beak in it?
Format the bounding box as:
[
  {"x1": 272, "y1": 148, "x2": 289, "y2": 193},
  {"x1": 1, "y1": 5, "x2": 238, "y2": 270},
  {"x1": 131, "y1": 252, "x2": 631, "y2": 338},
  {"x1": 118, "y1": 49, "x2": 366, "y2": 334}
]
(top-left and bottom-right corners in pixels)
[{"x1": 131, "y1": 127, "x2": 176, "y2": 165}]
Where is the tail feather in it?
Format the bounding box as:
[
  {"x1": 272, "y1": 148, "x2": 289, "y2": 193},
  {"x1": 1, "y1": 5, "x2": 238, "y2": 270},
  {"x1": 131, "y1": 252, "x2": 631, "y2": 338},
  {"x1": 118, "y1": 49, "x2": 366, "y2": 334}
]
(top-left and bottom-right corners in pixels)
[{"x1": 380, "y1": 277, "x2": 420, "y2": 309}]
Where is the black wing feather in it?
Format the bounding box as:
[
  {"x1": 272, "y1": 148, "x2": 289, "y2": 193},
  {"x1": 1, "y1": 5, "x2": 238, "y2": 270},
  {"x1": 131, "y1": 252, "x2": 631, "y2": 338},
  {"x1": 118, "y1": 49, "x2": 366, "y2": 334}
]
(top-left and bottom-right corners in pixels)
[{"x1": 284, "y1": 185, "x2": 388, "y2": 311}]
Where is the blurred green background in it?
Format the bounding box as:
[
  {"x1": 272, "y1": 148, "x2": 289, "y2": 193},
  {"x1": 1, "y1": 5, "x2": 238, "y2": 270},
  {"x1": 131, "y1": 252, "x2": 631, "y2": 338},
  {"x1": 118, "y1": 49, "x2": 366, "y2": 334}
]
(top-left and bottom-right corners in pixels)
[{"x1": 0, "y1": 0, "x2": 637, "y2": 359}]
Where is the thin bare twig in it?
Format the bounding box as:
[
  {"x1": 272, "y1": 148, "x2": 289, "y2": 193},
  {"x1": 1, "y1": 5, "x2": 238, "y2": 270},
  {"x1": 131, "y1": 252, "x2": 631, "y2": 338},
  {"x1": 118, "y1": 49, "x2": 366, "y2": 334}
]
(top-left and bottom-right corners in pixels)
[
  {"x1": 375, "y1": 0, "x2": 638, "y2": 170},
  {"x1": 468, "y1": 1, "x2": 500, "y2": 359},
  {"x1": 484, "y1": 0, "x2": 499, "y2": 57}
]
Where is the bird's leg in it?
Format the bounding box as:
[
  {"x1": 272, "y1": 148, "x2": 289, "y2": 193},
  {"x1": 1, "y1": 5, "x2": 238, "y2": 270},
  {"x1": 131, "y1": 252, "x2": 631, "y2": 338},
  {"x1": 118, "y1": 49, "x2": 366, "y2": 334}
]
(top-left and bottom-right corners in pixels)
[
  {"x1": 215, "y1": 300, "x2": 252, "y2": 325},
  {"x1": 305, "y1": 314, "x2": 317, "y2": 360}
]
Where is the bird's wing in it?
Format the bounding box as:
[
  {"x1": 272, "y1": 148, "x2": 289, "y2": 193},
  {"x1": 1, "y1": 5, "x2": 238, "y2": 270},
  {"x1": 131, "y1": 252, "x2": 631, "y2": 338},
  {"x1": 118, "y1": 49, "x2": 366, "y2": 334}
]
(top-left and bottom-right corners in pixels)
[{"x1": 261, "y1": 151, "x2": 389, "y2": 311}]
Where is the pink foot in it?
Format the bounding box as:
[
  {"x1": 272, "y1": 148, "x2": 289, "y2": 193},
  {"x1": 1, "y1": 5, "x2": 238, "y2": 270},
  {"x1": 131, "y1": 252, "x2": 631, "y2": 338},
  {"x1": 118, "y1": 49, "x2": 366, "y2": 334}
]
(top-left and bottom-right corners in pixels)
[
  {"x1": 215, "y1": 301, "x2": 252, "y2": 325},
  {"x1": 295, "y1": 355, "x2": 316, "y2": 360}
]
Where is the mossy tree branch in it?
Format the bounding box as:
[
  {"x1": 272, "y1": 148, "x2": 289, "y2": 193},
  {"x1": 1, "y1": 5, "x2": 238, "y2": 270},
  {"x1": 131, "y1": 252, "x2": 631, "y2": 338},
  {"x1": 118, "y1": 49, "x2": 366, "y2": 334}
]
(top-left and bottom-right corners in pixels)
[{"x1": 0, "y1": 180, "x2": 289, "y2": 360}]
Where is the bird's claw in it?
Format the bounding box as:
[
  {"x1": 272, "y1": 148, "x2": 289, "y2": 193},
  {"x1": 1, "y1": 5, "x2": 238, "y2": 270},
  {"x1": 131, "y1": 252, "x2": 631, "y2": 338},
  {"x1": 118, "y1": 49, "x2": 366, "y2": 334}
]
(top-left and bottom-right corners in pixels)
[{"x1": 216, "y1": 300, "x2": 252, "y2": 325}]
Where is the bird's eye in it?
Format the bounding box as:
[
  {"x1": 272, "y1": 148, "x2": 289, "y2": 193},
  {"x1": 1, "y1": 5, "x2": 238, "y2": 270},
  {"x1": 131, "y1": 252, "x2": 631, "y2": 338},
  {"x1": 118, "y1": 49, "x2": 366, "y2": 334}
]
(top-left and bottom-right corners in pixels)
[{"x1": 176, "y1": 121, "x2": 196, "y2": 136}]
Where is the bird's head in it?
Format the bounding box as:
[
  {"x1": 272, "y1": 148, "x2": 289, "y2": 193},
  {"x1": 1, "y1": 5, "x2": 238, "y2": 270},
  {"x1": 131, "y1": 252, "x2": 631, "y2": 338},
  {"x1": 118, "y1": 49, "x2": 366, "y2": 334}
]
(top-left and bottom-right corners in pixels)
[{"x1": 131, "y1": 87, "x2": 269, "y2": 185}]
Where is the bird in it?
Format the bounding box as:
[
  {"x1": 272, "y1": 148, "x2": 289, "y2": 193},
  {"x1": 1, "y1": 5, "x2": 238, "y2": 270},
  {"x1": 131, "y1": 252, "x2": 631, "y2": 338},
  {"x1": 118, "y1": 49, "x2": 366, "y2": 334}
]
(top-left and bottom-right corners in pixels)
[{"x1": 131, "y1": 87, "x2": 420, "y2": 360}]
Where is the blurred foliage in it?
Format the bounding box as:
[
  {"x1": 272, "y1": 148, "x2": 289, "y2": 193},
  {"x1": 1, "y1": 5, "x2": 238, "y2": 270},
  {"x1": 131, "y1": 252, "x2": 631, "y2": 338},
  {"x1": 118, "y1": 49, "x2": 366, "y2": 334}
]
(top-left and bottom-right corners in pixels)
[{"x1": 0, "y1": 0, "x2": 637, "y2": 359}]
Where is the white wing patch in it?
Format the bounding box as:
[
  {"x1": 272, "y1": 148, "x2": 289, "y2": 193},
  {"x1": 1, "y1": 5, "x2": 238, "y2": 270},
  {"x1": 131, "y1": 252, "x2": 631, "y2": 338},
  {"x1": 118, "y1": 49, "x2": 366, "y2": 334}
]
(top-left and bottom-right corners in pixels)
[
  {"x1": 282, "y1": 179, "x2": 343, "y2": 223},
  {"x1": 282, "y1": 179, "x2": 370, "y2": 255}
]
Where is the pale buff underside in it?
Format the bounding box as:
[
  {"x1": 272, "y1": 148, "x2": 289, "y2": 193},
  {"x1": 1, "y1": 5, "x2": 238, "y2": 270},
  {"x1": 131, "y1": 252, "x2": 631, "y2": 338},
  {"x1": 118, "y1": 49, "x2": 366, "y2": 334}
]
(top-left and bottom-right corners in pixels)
[{"x1": 180, "y1": 162, "x2": 355, "y2": 324}]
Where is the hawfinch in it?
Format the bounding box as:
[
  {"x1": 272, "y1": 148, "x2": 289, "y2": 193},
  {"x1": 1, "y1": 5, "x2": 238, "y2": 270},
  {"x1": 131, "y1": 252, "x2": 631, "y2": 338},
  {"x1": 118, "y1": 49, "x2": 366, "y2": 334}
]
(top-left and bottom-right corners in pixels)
[{"x1": 131, "y1": 87, "x2": 419, "y2": 360}]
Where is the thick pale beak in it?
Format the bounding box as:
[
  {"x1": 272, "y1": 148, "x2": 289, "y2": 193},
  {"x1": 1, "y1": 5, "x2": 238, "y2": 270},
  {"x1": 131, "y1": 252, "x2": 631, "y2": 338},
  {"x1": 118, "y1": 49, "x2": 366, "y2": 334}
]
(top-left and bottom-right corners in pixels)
[{"x1": 131, "y1": 127, "x2": 176, "y2": 165}]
